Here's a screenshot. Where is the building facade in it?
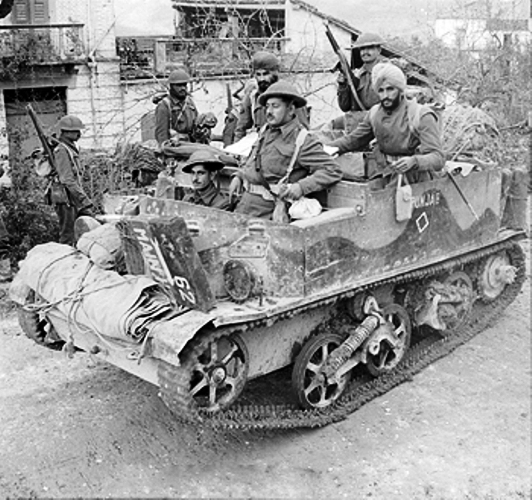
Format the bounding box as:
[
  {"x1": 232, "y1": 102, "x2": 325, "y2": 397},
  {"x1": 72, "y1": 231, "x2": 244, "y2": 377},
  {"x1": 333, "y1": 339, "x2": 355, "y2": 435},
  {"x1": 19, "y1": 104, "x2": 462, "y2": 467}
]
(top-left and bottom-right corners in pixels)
[{"x1": 0, "y1": 0, "x2": 124, "y2": 159}]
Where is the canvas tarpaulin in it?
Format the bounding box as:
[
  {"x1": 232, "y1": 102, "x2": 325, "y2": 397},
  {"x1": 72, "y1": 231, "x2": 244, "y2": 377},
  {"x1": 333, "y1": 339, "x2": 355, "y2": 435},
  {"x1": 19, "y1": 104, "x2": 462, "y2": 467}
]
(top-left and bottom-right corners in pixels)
[{"x1": 10, "y1": 242, "x2": 174, "y2": 343}]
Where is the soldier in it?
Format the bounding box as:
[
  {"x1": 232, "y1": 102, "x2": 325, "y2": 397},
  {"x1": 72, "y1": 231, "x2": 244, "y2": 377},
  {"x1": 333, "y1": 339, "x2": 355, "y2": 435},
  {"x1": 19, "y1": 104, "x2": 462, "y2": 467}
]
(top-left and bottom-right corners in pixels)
[
  {"x1": 231, "y1": 82, "x2": 342, "y2": 219},
  {"x1": 233, "y1": 51, "x2": 309, "y2": 143},
  {"x1": 155, "y1": 69, "x2": 199, "y2": 145},
  {"x1": 336, "y1": 32, "x2": 387, "y2": 132},
  {"x1": 181, "y1": 150, "x2": 230, "y2": 210},
  {"x1": 49, "y1": 115, "x2": 93, "y2": 246},
  {"x1": 328, "y1": 63, "x2": 445, "y2": 184}
]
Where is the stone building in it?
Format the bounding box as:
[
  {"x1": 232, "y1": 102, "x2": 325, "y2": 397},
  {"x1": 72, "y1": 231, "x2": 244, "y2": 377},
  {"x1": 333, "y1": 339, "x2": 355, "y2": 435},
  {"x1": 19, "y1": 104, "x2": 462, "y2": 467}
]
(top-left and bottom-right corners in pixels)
[{"x1": 0, "y1": 0, "x2": 124, "y2": 158}]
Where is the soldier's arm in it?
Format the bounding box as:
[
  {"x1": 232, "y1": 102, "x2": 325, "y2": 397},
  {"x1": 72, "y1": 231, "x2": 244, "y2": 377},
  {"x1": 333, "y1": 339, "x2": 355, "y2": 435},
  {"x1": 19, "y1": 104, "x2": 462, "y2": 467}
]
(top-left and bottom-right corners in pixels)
[
  {"x1": 234, "y1": 96, "x2": 253, "y2": 141},
  {"x1": 328, "y1": 111, "x2": 374, "y2": 154},
  {"x1": 54, "y1": 146, "x2": 77, "y2": 187},
  {"x1": 337, "y1": 81, "x2": 354, "y2": 112},
  {"x1": 55, "y1": 146, "x2": 92, "y2": 208},
  {"x1": 154, "y1": 102, "x2": 170, "y2": 144},
  {"x1": 296, "y1": 134, "x2": 343, "y2": 195},
  {"x1": 414, "y1": 113, "x2": 445, "y2": 172}
]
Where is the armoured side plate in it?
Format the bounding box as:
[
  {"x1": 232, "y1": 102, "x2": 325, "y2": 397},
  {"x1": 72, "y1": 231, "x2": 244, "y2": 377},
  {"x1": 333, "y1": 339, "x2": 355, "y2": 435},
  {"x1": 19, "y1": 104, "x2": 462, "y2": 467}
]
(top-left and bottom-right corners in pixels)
[{"x1": 327, "y1": 181, "x2": 367, "y2": 216}]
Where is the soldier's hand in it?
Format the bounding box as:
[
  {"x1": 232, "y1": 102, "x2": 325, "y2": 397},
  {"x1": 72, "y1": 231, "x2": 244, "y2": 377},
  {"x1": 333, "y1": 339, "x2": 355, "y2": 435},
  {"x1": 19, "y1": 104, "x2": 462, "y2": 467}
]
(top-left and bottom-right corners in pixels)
[
  {"x1": 337, "y1": 72, "x2": 347, "y2": 85},
  {"x1": 229, "y1": 176, "x2": 243, "y2": 199},
  {"x1": 281, "y1": 183, "x2": 303, "y2": 201},
  {"x1": 393, "y1": 157, "x2": 417, "y2": 174}
]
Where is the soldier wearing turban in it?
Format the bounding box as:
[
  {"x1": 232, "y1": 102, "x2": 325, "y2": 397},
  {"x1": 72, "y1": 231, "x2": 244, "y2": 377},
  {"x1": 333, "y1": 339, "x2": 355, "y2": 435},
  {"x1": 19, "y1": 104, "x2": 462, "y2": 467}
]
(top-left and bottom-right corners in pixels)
[
  {"x1": 232, "y1": 51, "x2": 309, "y2": 143},
  {"x1": 328, "y1": 62, "x2": 444, "y2": 184}
]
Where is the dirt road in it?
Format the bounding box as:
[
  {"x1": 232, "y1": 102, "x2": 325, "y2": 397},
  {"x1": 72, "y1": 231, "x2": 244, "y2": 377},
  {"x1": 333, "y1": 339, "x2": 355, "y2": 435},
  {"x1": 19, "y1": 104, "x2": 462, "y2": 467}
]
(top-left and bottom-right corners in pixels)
[{"x1": 0, "y1": 243, "x2": 530, "y2": 499}]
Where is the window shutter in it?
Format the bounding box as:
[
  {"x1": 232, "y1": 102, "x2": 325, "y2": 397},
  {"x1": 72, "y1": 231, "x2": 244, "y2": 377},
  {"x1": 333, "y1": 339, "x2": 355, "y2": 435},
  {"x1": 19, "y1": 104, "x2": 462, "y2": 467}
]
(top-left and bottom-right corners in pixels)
[
  {"x1": 32, "y1": 0, "x2": 48, "y2": 23},
  {"x1": 12, "y1": 0, "x2": 49, "y2": 24},
  {"x1": 12, "y1": 0, "x2": 29, "y2": 24}
]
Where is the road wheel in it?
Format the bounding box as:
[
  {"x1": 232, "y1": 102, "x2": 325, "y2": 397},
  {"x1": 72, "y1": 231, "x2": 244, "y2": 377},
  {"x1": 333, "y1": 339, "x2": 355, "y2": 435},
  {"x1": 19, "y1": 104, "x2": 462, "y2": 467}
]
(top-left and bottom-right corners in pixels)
[
  {"x1": 366, "y1": 304, "x2": 411, "y2": 377},
  {"x1": 183, "y1": 332, "x2": 249, "y2": 413},
  {"x1": 440, "y1": 271, "x2": 474, "y2": 333},
  {"x1": 292, "y1": 332, "x2": 349, "y2": 410}
]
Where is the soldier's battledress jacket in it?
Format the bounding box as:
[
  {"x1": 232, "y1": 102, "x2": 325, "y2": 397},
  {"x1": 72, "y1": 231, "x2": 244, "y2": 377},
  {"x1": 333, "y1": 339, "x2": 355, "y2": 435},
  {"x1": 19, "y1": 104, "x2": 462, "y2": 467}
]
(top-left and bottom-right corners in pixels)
[
  {"x1": 337, "y1": 57, "x2": 386, "y2": 112},
  {"x1": 330, "y1": 97, "x2": 445, "y2": 181},
  {"x1": 54, "y1": 139, "x2": 92, "y2": 210},
  {"x1": 234, "y1": 88, "x2": 310, "y2": 142},
  {"x1": 155, "y1": 95, "x2": 198, "y2": 144},
  {"x1": 238, "y1": 116, "x2": 342, "y2": 200},
  {"x1": 182, "y1": 183, "x2": 230, "y2": 211}
]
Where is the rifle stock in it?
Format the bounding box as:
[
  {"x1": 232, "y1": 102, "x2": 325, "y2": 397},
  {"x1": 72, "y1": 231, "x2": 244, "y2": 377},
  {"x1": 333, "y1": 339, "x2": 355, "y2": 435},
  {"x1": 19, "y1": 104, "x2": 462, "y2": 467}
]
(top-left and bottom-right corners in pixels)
[
  {"x1": 324, "y1": 23, "x2": 366, "y2": 111},
  {"x1": 26, "y1": 104, "x2": 58, "y2": 171}
]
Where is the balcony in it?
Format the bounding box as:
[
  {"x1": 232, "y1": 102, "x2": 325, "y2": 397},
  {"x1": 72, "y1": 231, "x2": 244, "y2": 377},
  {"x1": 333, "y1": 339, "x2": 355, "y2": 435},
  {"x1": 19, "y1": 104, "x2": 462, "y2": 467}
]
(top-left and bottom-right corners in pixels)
[
  {"x1": 117, "y1": 36, "x2": 286, "y2": 79},
  {"x1": 0, "y1": 23, "x2": 86, "y2": 78}
]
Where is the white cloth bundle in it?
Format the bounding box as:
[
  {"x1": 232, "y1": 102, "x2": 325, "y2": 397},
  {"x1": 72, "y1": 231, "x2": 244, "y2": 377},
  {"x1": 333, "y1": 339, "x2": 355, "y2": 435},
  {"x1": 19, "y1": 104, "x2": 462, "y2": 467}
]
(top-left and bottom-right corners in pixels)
[{"x1": 76, "y1": 222, "x2": 123, "y2": 270}]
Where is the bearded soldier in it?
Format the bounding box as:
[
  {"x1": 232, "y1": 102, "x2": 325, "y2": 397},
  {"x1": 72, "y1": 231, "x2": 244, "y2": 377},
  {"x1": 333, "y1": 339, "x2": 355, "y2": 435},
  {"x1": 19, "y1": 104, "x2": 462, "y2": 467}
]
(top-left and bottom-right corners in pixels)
[
  {"x1": 233, "y1": 51, "x2": 309, "y2": 142},
  {"x1": 155, "y1": 69, "x2": 199, "y2": 145},
  {"x1": 328, "y1": 63, "x2": 444, "y2": 184}
]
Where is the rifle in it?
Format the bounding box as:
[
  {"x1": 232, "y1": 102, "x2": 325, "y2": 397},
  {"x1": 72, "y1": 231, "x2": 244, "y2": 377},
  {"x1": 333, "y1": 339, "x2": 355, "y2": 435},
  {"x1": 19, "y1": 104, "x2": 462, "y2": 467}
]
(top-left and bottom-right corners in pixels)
[
  {"x1": 324, "y1": 22, "x2": 366, "y2": 111},
  {"x1": 26, "y1": 104, "x2": 58, "y2": 172},
  {"x1": 225, "y1": 82, "x2": 233, "y2": 115}
]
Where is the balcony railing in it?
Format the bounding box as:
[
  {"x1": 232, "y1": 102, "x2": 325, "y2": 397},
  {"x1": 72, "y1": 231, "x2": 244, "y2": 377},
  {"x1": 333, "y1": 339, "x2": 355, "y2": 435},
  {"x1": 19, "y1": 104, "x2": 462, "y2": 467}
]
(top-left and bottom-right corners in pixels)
[
  {"x1": 117, "y1": 36, "x2": 286, "y2": 79},
  {"x1": 0, "y1": 23, "x2": 86, "y2": 76}
]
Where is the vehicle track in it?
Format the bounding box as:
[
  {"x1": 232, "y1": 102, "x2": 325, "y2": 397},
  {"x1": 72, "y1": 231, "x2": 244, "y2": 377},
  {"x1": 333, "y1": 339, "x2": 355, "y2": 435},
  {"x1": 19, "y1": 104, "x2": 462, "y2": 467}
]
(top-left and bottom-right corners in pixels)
[{"x1": 156, "y1": 238, "x2": 527, "y2": 430}]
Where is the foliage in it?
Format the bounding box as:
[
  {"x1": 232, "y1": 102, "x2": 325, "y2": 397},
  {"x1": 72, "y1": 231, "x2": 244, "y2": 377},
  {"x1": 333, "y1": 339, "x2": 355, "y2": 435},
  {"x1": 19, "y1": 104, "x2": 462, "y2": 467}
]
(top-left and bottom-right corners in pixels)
[
  {"x1": 1, "y1": 128, "x2": 161, "y2": 266},
  {"x1": 388, "y1": 32, "x2": 530, "y2": 127}
]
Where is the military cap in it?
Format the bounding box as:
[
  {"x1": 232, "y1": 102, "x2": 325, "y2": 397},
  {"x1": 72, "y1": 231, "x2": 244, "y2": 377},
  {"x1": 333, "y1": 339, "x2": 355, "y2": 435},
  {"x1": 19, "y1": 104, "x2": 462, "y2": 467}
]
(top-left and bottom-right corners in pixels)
[
  {"x1": 57, "y1": 115, "x2": 84, "y2": 131},
  {"x1": 257, "y1": 81, "x2": 307, "y2": 108},
  {"x1": 168, "y1": 69, "x2": 190, "y2": 84},
  {"x1": 252, "y1": 51, "x2": 280, "y2": 72},
  {"x1": 182, "y1": 149, "x2": 224, "y2": 174},
  {"x1": 350, "y1": 32, "x2": 384, "y2": 49}
]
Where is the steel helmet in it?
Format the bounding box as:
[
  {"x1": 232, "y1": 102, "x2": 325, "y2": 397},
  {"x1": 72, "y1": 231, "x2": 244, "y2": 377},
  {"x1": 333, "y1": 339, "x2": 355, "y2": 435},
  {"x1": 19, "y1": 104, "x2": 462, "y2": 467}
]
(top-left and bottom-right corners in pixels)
[
  {"x1": 182, "y1": 149, "x2": 224, "y2": 174},
  {"x1": 168, "y1": 69, "x2": 190, "y2": 85},
  {"x1": 257, "y1": 81, "x2": 307, "y2": 108},
  {"x1": 351, "y1": 32, "x2": 384, "y2": 49},
  {"x1": 57, "y1": 115, "x2": 84, "y2": 131},
  {"x1": 252, "y1": 51, "x2": 280, "y2": 72}
]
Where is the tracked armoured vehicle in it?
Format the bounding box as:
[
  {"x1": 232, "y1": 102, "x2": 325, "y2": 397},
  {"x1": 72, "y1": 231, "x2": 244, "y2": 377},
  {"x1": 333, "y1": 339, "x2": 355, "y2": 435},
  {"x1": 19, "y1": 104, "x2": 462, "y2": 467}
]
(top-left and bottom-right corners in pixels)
[{"x1": 13, "y1": 158, "x2": 527, "y2": 429}]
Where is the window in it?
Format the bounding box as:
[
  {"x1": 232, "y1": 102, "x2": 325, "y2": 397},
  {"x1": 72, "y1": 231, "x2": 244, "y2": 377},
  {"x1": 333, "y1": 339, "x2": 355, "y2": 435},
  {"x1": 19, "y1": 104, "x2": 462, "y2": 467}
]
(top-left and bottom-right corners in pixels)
[{"x1": 12, "y1": 0, "x2": 49, "y2": 24}]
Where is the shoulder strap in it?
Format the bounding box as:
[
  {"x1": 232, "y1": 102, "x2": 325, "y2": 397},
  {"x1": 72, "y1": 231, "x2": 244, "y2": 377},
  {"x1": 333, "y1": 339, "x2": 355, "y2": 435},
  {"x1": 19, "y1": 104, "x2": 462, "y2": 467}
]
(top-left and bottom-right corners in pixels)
[
  {"x1": 405, "y1": 99, "x2": 438, "y2": 138},
  {"x1": 57, "y1": 141, "x2": 83, "y2": 182},
  {"x1": 279, "y1": 128, "x2": 309, "y2": 184}
]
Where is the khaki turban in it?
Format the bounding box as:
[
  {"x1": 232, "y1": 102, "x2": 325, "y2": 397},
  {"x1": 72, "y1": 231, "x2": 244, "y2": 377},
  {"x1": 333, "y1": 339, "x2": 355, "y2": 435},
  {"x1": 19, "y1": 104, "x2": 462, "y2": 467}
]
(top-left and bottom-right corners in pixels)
[{"x1": 372, "y1": 62, "x2": 407, "y2": 92}]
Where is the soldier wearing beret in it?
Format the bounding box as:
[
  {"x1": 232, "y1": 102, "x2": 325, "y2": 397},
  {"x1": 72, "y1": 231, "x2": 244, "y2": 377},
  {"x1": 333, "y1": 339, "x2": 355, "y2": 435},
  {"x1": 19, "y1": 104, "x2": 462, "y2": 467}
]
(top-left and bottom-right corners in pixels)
[
  {"x1": 181, "y1": 150, "x2": 230, "y2": 211},
  {"x1": 233, "y1": 51, "x2": 309, "y2": 143}
]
